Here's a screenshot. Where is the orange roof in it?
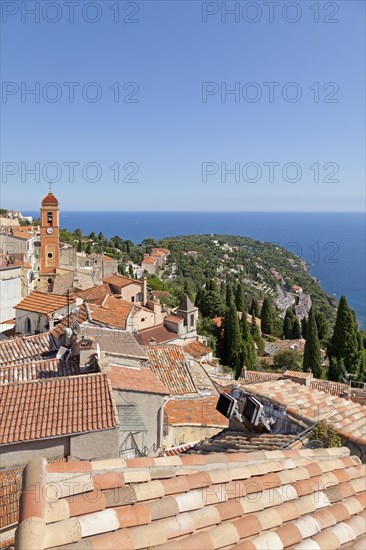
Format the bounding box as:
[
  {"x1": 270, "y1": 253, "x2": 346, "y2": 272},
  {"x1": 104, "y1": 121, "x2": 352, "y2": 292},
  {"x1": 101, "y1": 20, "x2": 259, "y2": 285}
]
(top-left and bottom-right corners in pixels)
[
  {"x1": 142, "y1": 256, "x2": 158, "y2": 264},
  {"x1": 109, "y1": 365, "x2": 169, "y2": 395},
  {"x1": 9, "y1": 230, "x2": 33, "y2": 240},
  {"x1": 88, "y1": 295, "x2": 133, "y2": 329},
  {"x1": 0, "y1": 332, "x2": 57, "y2": 366},
  {"x1": 104, "y1": 274, "x2": 142, "y2": 289},
  {"x1": 184, "y1": 339, "x2": 212, "y2": 359},
  {"x1": 15, "y1": 291, "x2": 76, "y2": 314},
  {"x1": 243, "y1": 379, "x2": 366, "y2": 447},
  {"x1": 0, "y1": 373, "x2": 117, "y2": 445},
  {"x1": 152, "y1": 247, "x2": 170, "y2": 255},
  {"x1": 165, "y1": 395, "x2": 228, "y2": 427},
  {"x1": 41, "y1": 191, "x2": 58, "y2": 205},
  {"x1": 50, "y1": 303, "x2": 89, "y2": 339},
  {"x1": 164, "y1": 315, "x2": 184, "y2": 324},
  {"x1": 73, "y1": 283, "x2": 111, "y2": 304},
  {"x1": 145, "y1": 345, "x2": 197, "y2": 395},
  {"x1": 16, "y1": 446, "x2": 366, "y2": 550},
  {"x1": 102, "y1": 255, "x2": 114, "y2": 262}
]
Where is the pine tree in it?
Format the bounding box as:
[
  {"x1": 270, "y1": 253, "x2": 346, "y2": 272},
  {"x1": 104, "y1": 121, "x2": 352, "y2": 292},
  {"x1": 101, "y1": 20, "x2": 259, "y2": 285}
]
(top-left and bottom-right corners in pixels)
[
  {"x1": 328, "y1": 296, "x2": 360, "y2": 375},
  {"x1": 235, "y1": 283, "x2": 246, "y2": 314},
  {"x1": 303, "y1": 307, "x2": 322, "y2": 378},
  {"x1": 261, "y1": 298, "x2": 273, "y2": 335}
]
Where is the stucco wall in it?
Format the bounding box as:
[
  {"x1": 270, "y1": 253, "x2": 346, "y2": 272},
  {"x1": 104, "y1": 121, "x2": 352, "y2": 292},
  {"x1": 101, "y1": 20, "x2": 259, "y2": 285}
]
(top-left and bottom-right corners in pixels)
[
  {"x1": 114, "y1": 390, "x2": 165, "y2": 456},
  {"x1": 70, "y1": 428, "x2": 119, "y2": 461},
  {"x1": 0, "y1": 267, "x2": 21, "y2": 322},
  {"x1": 164, "y1": 425, "x2": 224, "y2": 449},
  {"x1": 0, "y1": 436, "x2": 70, "y2": 468}
]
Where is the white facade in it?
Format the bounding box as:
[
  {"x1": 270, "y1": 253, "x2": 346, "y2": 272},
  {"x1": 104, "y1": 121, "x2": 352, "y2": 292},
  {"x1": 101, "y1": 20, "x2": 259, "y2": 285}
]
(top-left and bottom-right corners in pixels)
[{"x1": 0, "y1": 264, "x2": 22, "y2": 322}]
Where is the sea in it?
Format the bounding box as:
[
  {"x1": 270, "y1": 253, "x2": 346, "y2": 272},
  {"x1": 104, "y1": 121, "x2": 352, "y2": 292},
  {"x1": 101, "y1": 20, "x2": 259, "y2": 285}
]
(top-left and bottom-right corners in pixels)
[{"x1": 25, "y1": 211, "x2": 366, "y2": 329}]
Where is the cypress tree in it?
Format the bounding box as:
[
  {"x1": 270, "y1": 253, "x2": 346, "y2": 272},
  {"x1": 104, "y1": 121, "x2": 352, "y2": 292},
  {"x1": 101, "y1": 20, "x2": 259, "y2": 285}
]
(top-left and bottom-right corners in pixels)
[
  {"x1": 225, "y1": 303, "x2": 242, "y2": 376},
  {"x1": 235, "y1": 282, "x2": 246, "y2": 314},
  {"x1": 283, "y1": 309, "x2": 295, "y2": 339},
  {"x1": 328, "y1": 357, "x2": 345, "y2": 382},
  {"x1": 315, "y1": 311, "x2": 328, "y2": 341},
  {"x1": 292, "y1": 317, "x2": 302, "y2": 339},
  {"x1": 250, "y1": 297, "x2": 260, "y2": 318},
  {"x1": 303, "y1": 307, "x2": 322, "y2": 378},
  {"x1": 329, "y1": 295, "x2": 360, "y2": 374},
  {"x1": 241, "y1": 315, "x2": 256, "y2": 372},
  {"x1": 129, "y1": 264, "x2": 134, "y2": 278},
  {"x1": 261, "y1": 298, "x2": 273, "y2": 335},
  {"x1": 251, "y1": 314, "x2": 264, "y2": 356},
  {"x1": 226, "y1": 283, "x2": 234, "y2": 308},
  {"x1": 301, "y1": 317, "x2": 307, "y2": 339}
]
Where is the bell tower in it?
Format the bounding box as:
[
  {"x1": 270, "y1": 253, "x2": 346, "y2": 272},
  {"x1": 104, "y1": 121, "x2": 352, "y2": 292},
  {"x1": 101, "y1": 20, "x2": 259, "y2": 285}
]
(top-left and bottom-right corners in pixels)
[{"x1": 40, "y1": 190, "x2": 60, "y2": 287}]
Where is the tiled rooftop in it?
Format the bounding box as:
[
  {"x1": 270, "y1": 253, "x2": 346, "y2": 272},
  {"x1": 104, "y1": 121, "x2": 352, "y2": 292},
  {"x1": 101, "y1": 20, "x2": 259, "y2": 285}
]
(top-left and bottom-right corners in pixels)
[
  {"x1": 50, "y1": 303, "x2": 89, "y2": 340},
  {"x1": 87, "y1": 296, "x2": 133, "y2": 329},
  {"x1": 164, "y1": 315, "x2": 184, "y2": 324},
  {"x1": 15, "y1": 291, "x2": 76, "y2": 314},
  {"x1": 243, "y1": 379, "x2": 366, "y2": 447},
  {"x1": 103, "y1": 274, "x2": 143, "y2": 289},
  {"x1": 16, "y1": 446, "x2": 366, "y2": 549},
  {"x1": 0, "y1": 357, "x2": 82, "y2": 384},
  {"x1": 108, "y1": 365, "x2": 170, "y2": 395},
  {"x1": 165, "y1": 395, "x2": 229, "y2": 427},
  {"x1": 0, "y1": 332, "x2": 57, "y2": 366},
  {"x1": 73, "y1": 283, "x2": 111, "y2": 304},
  {"x1": 311, "y1": 379, "x2": 352, "y2": 398},
  {"x1": 80, "y1": 325, "x2": 147, "y2": 360},
  {"x1": 0, "y1": 373, "x2": 118, "y2": 445},
  {"x1": 145, "y1": 346, "x2": 197, "y2": 395},
  {"x1": 135, "y1": 324, "x2": 178, "y2": 346},
  {"x1": 184, "y1": 339, "x2": 212, "y2": 359},
  {"x1": 239, "y1": 370, "x2": 282, "y2": 384},
  {"x1": 187, "y1": 429, "x2": 307, "y2": 454}
]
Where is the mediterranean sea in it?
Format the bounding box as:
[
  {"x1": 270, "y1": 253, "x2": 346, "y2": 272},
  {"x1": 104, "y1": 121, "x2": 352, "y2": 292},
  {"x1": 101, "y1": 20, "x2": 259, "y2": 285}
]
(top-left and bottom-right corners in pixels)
[{"x1": 25, "y1": 211, "x2": 366, "y2": 329}]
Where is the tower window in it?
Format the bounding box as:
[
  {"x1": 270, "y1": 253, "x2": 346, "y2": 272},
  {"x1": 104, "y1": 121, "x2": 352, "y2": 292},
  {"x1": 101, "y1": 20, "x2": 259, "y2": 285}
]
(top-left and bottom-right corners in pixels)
[
  {"x1": 47, "y1": 212, "x2": 53, "y2": 224},
  {"x1": 48, "y1": 252, "x2": 53, "y2": 258}
]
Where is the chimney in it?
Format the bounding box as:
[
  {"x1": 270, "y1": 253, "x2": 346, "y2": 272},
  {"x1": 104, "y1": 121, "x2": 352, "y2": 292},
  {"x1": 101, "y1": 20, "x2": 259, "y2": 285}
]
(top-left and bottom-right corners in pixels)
[{"x1": 79, "y1": 336, "x2": 95, "y2": 370}]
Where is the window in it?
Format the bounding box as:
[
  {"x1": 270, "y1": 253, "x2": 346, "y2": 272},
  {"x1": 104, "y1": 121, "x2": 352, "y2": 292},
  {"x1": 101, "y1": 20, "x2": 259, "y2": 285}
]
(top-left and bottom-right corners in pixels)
[
  {"x1": 48, "y1": 252, "x2": 53, "y2": 259},
  {"x1": 191, "y1": 314, "x2": 195, "y2": 326},
  {"x1": 136, "y1": 292, "x2": 143, "y2": 302},
  {"x1": 131, "y1": 296, "x2": 135, "y2": 302},
  {"x1": 47, "y1": 212, "x2": 53, "y2": 224},
  {"x1": 25, "y1": 317, "x2": 31, "y2": 334}
]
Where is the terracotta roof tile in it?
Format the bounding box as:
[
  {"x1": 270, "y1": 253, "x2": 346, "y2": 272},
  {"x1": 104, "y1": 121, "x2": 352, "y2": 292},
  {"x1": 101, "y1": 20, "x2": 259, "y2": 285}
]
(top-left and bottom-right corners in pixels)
[
  {"x1": 145, "y1": 346, "x2": 197, "y2": 395},
  {"x1": 108, "y1": 365, "x2": 169, "y2": 395},
  {"x1": 0, "y1": 373, "x2": 117, "y2": 445},
  {"x1": 15, "y1": 291, "x2": 76, "y2": 314},
  {"x1": 0, "y1": 356, "x2": 82, "y2": 384},
  {"x1": 87, "y1": 296, "x2": 133, "y2": 329},
  {"x1": 0, "y1": 332, "x2": 57, "y2": 366},
  {"x1": 103, "y1": 274, "x2": 143, "y2": 289},
  {"x1": 165, "y1": 396, "x2": 228, "y2": 427},
  {"x1": 242, "y1": 379, "x2": 366, "y2": 447},
  {"x1": 184, "y1": 340, "x2": 212, "y2": 359},
  {"x1": 15, "y1": 447, "x2": 366, "y2": 549},
  {"x1": 135, "y1": 324, "x2": 178, "y2": 346}
]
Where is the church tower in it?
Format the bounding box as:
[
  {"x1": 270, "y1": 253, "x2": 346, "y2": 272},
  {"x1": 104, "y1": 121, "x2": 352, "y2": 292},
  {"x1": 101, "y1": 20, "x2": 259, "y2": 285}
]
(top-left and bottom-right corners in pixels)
[{"x1": 40, "y1": 191, "x2": 60, "y2": 287}]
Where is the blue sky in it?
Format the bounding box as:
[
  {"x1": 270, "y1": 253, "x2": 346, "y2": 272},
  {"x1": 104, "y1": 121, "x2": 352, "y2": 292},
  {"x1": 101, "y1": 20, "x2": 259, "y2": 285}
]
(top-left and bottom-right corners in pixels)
[{"x1": 1, "y1": 0, "x2": 365, "y2": 211}]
